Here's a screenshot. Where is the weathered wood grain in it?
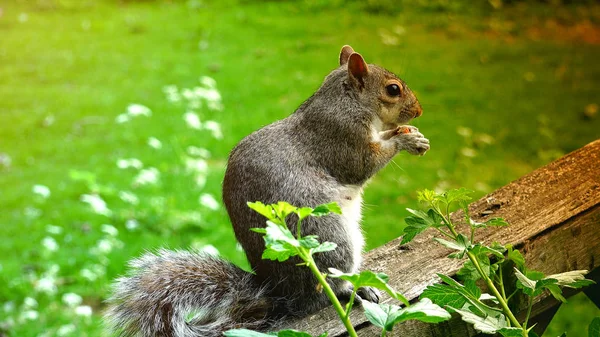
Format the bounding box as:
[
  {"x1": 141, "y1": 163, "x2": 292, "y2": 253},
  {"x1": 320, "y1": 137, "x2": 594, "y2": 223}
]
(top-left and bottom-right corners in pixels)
[{"x1": 289, "y1": 139, "x2": 600, "y2": 336}]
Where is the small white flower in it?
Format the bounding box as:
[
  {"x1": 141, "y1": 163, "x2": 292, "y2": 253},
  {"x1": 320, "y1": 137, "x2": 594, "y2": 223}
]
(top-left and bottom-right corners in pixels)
[
  {"x1": 186, "y1": 146, "x2": 211, "y2": 158},
  {"x1": 46, "y1": 224, "x2": 63, "y2": 235},
  {"x1": 18, "y1": 13, "x2": 29, "y2": 23},
  {"x1": 20, "y1": 310, "x2": 38, "y2": 321},
  {"x1": 126, "y1": 104, "x2": 152, "y2": 117},
  {"x1": 182, "y1": 88, "x2": 195, "y2": 100},
  {"x1": 101, "y1": 224, "x2": 118, "y2": 237},
  {"x1": 41, "y1": 236, "x2": 59, "y2": 252},
  {"x1": 57, "y1": 324, "x2": 76, "y2": 336},
  {"x1": 96, "y1": 239, "x2": 114, "y2": 254},
  {"x1": 116, "y1": 158, "x2": 143, "y2": 170},
  {"x1": 199, "y1": 76, "x2": 217, "y2": 89},
  {"x1": 194, "y1": 175, "x2": 207, "y2": 189},
  {"x1": 199, "y1": 193, "x2": 219, "y2": 211},
  {"x1": 74, "y1": 305, "x2": 93, "y2": 317},
  {"x1": 80, "y1": 194, "x2": 112, "y2": 216},
  {"x1": 456, "y1": 126, "x2": 473, "y2": 138},
  {"x1": 32, "y1": 184, "x2": 51, "y2": 198},
  {"x1": 23, "y1": 297, "x2": 38, "y2": 309},
  {"x1": 133, "y1": 167, "x2": 160, "y2": 186},
  {"x1": 0, "y1": 153, "x2": 12, "y2": 169},
  {"x1": 62, "y1": 293, "x2": 83, "y2": 307},
  {"x1": 125, "y1": 219, "x2": 139, "y2": 231},
  {"x1": 147, "y1": 137, "x2": 162, "y2": 149},
  {"x1": 115, "y1": 113, "x2": 131, "y2": 123},
  {"x1": 185, "y1": 158, "x2": 208, "y2": 174},
  {"x1": 3, "y1": 301, "x2": 15, "y2": 313},
  {"x1": 163, "y1": 85, "x2": 181, "y2": 103},
  {"x1": 80, "y1": 268, "x2": 98, "y2": 282},
  {"x1": 183, "y1": 112, "x2": 202, "y2": 130},
  {"x1": 119, "y1": 191, "x2": 139, "y2": 205},
  {"x1": 203, "y1": 120, "x2": 223, "y2": 139},
  {"x1": 35, "y1": 275, "x2": 57, "y2": 295},
  {"x1": 200, "y1": 244, "x2": 220, "y2": 256},
  {"x1": 460, "y1": 147, "x2": 477, "y2": 158}
]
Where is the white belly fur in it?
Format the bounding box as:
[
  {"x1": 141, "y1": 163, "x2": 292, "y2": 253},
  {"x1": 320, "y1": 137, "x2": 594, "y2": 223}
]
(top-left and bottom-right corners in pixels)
[{"x1": 337, "y1": 185, "x2": 364, "y2": 272}]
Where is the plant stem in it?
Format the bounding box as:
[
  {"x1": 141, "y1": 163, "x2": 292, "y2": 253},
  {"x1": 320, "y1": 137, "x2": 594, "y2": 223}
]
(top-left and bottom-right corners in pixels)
[
  {"x1": 467, "y1": 250, "x2": 522, "y2": 329},
  {"x1": 523, "y1": 296, "x2": 533, "y2": 329},
  {"x1": 305, "y1": 253, "x2": 358, "y2": 337},
  {"x1": 445, "y1": 224, "x2": 523, "y2": 329},
  {"x1": 345, "y1": 289, "x2": 357, "y2": 318}
]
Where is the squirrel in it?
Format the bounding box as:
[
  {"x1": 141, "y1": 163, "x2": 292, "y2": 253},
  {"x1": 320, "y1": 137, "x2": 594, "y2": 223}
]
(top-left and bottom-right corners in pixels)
[{"x1": 106, "y1": 45, "x2": 430, "y2": 337}]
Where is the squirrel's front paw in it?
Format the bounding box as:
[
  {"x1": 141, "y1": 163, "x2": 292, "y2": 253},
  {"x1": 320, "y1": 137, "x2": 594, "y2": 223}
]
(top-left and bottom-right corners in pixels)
[
  {"x1": 394, "y1": 126, "x2": 430, "y2": 155},
  {"x1": 357, "y1": 286, "x2": 380, "y2": 304}
]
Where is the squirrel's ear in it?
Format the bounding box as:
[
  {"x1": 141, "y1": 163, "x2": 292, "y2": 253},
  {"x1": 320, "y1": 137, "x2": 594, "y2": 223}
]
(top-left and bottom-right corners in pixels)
[
  {"x1": 347, "y1": 52, "x2": 369, "y2": 88},
  {"x1": 339, "y1": 45, "x2": 355, "y2": 66}
]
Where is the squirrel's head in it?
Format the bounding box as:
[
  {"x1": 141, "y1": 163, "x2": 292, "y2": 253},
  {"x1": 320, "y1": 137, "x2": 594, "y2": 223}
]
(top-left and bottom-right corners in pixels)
[{"x1": 339, "y1": 45, "x2": 422, "y2": 128}]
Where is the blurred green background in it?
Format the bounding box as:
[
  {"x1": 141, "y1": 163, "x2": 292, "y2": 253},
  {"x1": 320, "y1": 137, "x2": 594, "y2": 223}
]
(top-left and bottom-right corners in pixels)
[{"x1": 1, "y1": 0, "x2": 599, "y2": 336}]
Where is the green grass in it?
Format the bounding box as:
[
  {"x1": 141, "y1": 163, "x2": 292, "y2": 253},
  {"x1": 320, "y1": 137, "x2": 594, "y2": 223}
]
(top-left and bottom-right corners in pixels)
[{"x1": 0, "y1": 0, "x2": 599, "y2": 336}]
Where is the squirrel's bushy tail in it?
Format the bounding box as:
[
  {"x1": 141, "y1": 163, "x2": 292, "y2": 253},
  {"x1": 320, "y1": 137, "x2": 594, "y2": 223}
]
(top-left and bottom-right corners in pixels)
[{"x1": 105, "y1": 249, "x2": 274, "y2": 337}]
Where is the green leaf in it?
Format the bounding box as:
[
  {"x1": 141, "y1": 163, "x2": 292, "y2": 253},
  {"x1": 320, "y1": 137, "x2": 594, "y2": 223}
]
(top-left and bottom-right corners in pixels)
[
  {"x1": 328, "y1": 269, "x2": 408, "y2": 306},
  {"x1": 498, "y1": 327, "x2": 525, "y2": 337},
  {"x1": 433, "y1": 237, "x2": 464, "y2": 251},
  {"x1": 485, "y1": 218, "x2": 509, "y2": 227},
  {"x1": 362, "y1": 299, "x2": 450, "y2": 332},
  {"x1": 295, "y1": 207, "x2": 314, "y2": 221},
  {"x1": 362, "y1": 301, "x2": 396, "y2": 331},
  {"x1": 514, "y1": 268, "x2": 560, "y2": 297},
  {"x1": 422, "y1": 274, "x2": 485, "y2": 313},
  {"x1": 401, "y1": 207, "x2": 445, "y2": 244},
  {"x1": 260, "y1": 221, "x2": 299, "y2": 262},
  {"x1": 417, "y1": 189, "x2": 437, "y2": 203},
  {"x1": 224, "y1": 329, "x2": 274, "y2": 337},
  {"x1": 248, "y1": 201, "x2": 275, "y2": 221},
  {"x1": 272, "y1": 201, "x2": 297, "y2": 220},
  {"x1": 443, "y1": 188, "x2": 473, "y2": 206},
  {"x1": 391, "y1": 298, "x2": 451, "y2": 324},
  {"x1": 401, "y1": 217, "x2": 429, "y2": 245},
  {"x1": 311, "y1": 242, "x2": 337, "y2": 254},
  {"x1": 298, "y1": 236, "x2": 320, "y2": 249},
  {"x1": 589, "y1": 317, "x2": 600, "y2": 337},
  {"x1": 546, "y1": 284, "x2": 567, "y2": 303},
  {"x1": 449, "y1": 306, "x2": 507, "y2": 334},
  {"x1": 250, "y1": 227, "x2": 267, "y2": 234},
  {"x1": 470, "y1": 244, "x2": 504, "y2": 258},
  {"x1": 514, "y1": 268, "x2": 538, "y2": 295},
  {"x1": 506, "y1": 245, "x2": 525, "y2": 270},
  {"x1": 545, "y1": 270, "x2": 595, "y2": 288},
  {"x1": 457, "y1": 253, "x2": 491, "y2": 282},
  {"x1": 312, "y1": 202, "x2": 342, "y2": 216},
  {"x1": 420, "y1": 283, "x2": 468, "y2": 309}
]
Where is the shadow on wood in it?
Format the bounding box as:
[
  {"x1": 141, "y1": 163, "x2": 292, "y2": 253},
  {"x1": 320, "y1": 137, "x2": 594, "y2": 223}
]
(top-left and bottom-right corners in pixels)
[{"x1": 289, "y1": 139, "x2": 600, "y2": 336}]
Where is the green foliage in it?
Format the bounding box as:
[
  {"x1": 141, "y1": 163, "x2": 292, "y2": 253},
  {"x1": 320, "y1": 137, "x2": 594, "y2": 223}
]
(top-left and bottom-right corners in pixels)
[
  {"x1": 362, "y1": 298, "x2": 450, "y2": 332},
  {"x1": 240, "y1": 201, "x2": 450, "y2": 337},
  {"x1": 590, "y1": 317, "x2": 600, "y2": 337},
  {"x1": 410, "y1": 188, "x2": 596, "y2": 336}
]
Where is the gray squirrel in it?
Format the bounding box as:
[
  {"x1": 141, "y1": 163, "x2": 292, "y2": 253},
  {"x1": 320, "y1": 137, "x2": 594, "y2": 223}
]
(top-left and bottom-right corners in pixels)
[{"x1": 106, "y1": 45, "x2": 430, "y2": 337}]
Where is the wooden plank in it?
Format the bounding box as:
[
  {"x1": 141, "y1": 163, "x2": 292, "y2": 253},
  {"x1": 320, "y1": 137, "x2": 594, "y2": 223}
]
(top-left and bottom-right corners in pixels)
[{"x1": 289, "y1": 139, "x2": 600, "y2": 336}]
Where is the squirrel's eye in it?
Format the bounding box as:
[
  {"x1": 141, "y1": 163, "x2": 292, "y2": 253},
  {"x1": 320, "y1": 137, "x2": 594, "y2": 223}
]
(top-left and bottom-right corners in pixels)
[{"x1": 386, "y1": 84, "x2": 401, "y2": 97}]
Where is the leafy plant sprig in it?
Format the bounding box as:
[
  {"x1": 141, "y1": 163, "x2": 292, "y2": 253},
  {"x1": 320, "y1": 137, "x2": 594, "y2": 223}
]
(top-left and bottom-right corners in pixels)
[
  {"x1": 225, "y1": 201, "x2": 450, "y2": 337},
  {"x1": 404, "y1": 188, "x2": 596, "y2": 337}
]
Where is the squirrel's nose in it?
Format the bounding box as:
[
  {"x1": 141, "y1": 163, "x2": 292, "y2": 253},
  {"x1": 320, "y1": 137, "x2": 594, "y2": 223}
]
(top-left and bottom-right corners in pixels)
[{"x1": 414, "y1": 106, "x2": 423, "y2": 118}]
